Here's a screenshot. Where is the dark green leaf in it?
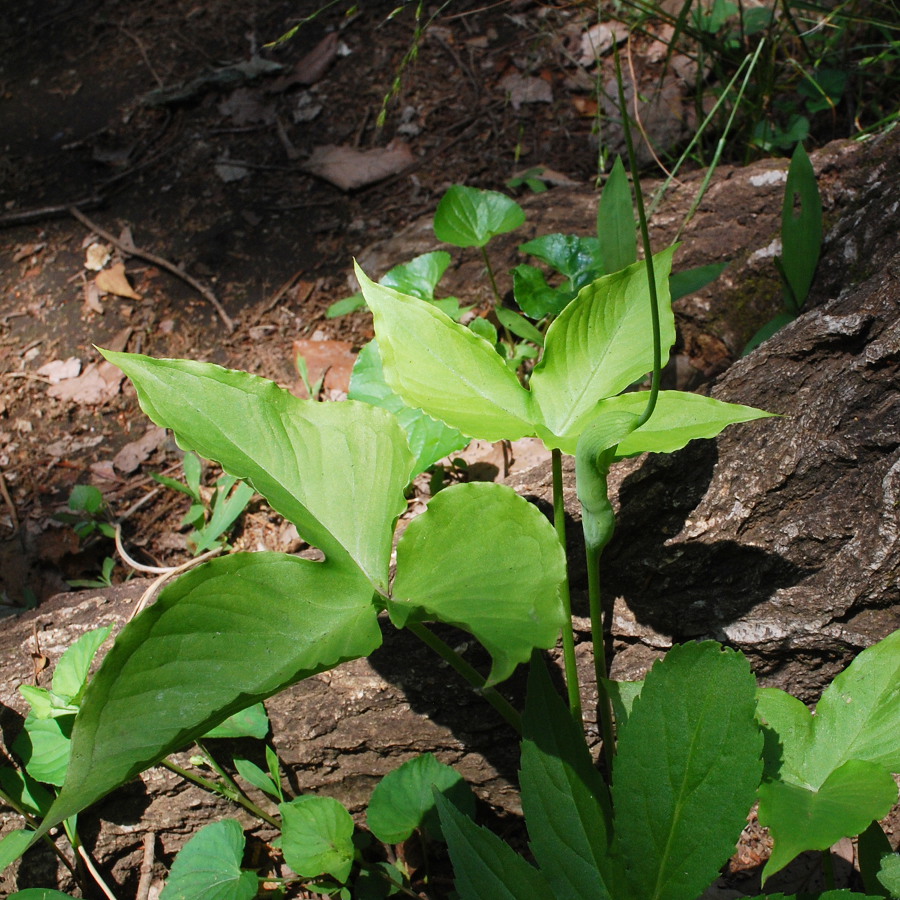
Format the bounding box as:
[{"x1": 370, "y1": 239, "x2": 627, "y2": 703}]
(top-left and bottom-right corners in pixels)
[
  {"x1": 0, "y1": 766, "x2": 54, "y2": 816},
  {"x1": 367, "y1": 753, "x2": 475, "y2": 844},
  {"x1": 326, "y1": 293, "x2": 366, "y2": 318},
  {"x1": 512, "y1": 264, "x2": 573, "y2": 319},
  {"x1": 14, "y1": 713, "x2": 74, "y2": 787},
  {"x1": 160, "y1": 819, "x2": 257, "y2": 900},
  {"x1": 780, "y1": 143, "x2": 822, "y2": 309},
  {"x1": 858, "y1": 821, "x2": 894, "y2": 898},
  {"x1": 233, "y1": 757, "x2": 280, "y2": 799},
  {"x1": 519, "y1": 234, "x2": 604, "y2": 282},
  {"x1": 668, "y1": 262, "x2": 727, "y2": 302},
  {"x1": 612, "y1": 642, "x2": 762, "y2": 900},
  {"x1": 9, "y1": 891, "x2": 77, "y2": 900},
  {"x1": 0, "y1": 829, "x2": 37, "y2": 874},
  {"x1": 877, "y1": 853, "x2": 900, "y2": 898},
  {"x1": 436, "y1": 793, "x2": 554, "y2": 900},
  {"x1": 743, "y1": 311, "x2": 796, "y2": 355},
  {"x1": 433, "y1": 186, "x2": 525, "y2": 249},
  {"x1": 520, "y1": 656, "x2": 614, "y2": 900},
  {"x1": 602, "y1": 678, "x2": 643, "y2": 735}
]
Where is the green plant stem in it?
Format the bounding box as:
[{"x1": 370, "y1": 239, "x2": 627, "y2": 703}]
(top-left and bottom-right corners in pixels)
[
  {"x1": 407, "y1": 622, "x2": 522, "y2": 733},
  {"x1": 551, "y1": 448, "x2": 583, "y2": 724},
  {"x1": 160, "y1": 758, "x2": 281, "y2": 828},
  {"x1": 480, "y1": 245, "x2": 502, "y2": 305},
  {"x1": 586, "y1": 542, "x2": 616, "y2": 769},
  {"x1": 822, "y1": 848, "x2": 836, "y2": 890}
]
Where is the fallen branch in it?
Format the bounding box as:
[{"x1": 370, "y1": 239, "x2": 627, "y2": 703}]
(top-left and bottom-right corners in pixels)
[
  {"x1": 68, "y1": 206, "x2": 236, "y2": 334},
  {"x1": 0, "y1": 196, "x2": 103, "y2": 229}
]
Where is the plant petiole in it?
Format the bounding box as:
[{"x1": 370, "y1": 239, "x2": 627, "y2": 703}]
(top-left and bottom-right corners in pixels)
[
  {"x1": 160, "y1": 757, "x2": 281, "y2": 828},
  {"x1": 407, "y1": 622, "x2": 522, "y2": 733},
  {"x1": 551, "y1": 448, "x2": 583, "y2": 725}
]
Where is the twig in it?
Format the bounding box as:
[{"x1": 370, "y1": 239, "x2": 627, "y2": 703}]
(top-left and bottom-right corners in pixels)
[
  {"x1": 0, "y1": 196, "x2": 103, "y2": 229},
  {"x1": 118, "y1": 24, "x2": 165, "y2": 88},
  {"x1": 135, "y1": 833, "x2": 156, "y2": 900},
  {"x1": 67, "y1": 206, "x2": 236, "y2": 334},
  {"x1": 0, "y1": 470, "x2": 19, "y2": 534}
]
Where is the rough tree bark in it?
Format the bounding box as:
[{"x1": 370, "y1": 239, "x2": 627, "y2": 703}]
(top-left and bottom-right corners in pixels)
[{"x1": 2, "y1": 129, "x2": 899, "y2": 894}]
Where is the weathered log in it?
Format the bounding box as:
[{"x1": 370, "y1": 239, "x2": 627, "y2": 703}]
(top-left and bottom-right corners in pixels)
[{"x1": 3, "y1": 130, "x2": 900, "y2": 893}]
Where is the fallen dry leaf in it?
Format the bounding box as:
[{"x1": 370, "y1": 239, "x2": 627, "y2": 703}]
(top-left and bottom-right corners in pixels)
[
  {"x1": 499, "y1": 73, "x2": 553, "y2": 111},
  {"x1": 83, "y1": 281, "x2": 104, "y2": 314},
  {"x1": 36, "y1": 357, "x2": 82, "y2": 384},
  {"x1": 269, "y1": 32, "x2": 339, "y2": 92},
  {"x1": 113, "y1": 425, "x2": 168, "y2": 474},
  {"x1": 302, "y1": 141, "x2": 415, "y2": 191},
  {"x1": 219, "y1": 87, "x2": 276, "y2": 126},
  {"x1": 85, "y1": 243, "x2": 111, "y2": 271},
  {"x1": 12, "y1": 242, "x2": 45, "y2": 263},
  {"x1": 48, "y1": 361, "x2": 126, "y2": 405},
  {"x1": 95, "y1": 262, "x2": 141, "y2": 300}
]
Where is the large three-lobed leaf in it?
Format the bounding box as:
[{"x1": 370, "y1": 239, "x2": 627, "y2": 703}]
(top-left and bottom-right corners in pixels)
[{"x1": 26, "y1": 353, "x2": 567, "y2": 844}]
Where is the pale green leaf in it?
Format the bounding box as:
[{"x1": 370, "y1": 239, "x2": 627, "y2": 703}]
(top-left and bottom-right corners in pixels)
[
  {"x1": 349, "y1": 340, "x2": 468, "y2": 477},
  {"x1": 367, "y1": 753, "x2": 475, "y2": 844},
  {"x1": 13, "y1": 713, "x2": 74, "y2": 787},
  {"x1": 356, "y1": 265, "x2": 533, "y2": 442},
  {"x1": 280, "y1": 795, "x2": 355, "y2": 882},
  {"x1": 530, "y1": 248, "x2": 677, "y2": 447},
  {"x1": 495, "y1": 307, "x2": 544, "y2": 346},
  {"x1": 390, "y1": 482, "x2": 566, "y2": 686},
  {"x1": 233, "y1": 757, "x2": 280, "y2": 799},
  {"x1": 878, "y1": 853, "x2": 900, "y2": 897},
  {"x1": 433, "y1": 186, "x2": 525, "y2": 248},
  {"x1": 437, "y1": 794, "x2": 554, "y2": 900},
  {"x1": 612, "y1": 642, "x2": 762, "y2": 900},
  {"x1": 758, "y1": 760, "x2": 898, "y2": 882},
  {"x1": 36, "y1": 552, "x2": 380, "y2": 836},
  {"x1": 101, "y1": 351, "x2": 412, "y2": 593},
  {"x1": 0, "y1": 766, "x2": 54, "y2": 817},
  {"x1": 51, "y1": 625, "x2": 113, "y2": 703},
  {"x1": 603, "y1": 679, "x2": 643, "y2": 734},
  {"x1": 160, "y1": 818, "x2": 257, "y2": 900}
]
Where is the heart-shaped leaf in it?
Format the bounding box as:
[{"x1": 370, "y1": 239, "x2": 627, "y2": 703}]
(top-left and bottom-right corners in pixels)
[
  {"x1": 433, "y1": 186, "x2": 525, "y2": 248},
  {"x1": 160, "y1": 819, "x2": 257, "y2": 900},
  {"x1": 380, "y1": 251, "x2": 452, "y2": 300},
  {"x1": 280, "y1": 795, "x2": 355, "y2": 882},
  {"x1": 367, "y1": 753, "x2": 475, "y2": 844}
]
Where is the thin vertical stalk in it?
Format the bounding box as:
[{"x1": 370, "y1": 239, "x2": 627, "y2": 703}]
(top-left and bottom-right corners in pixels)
[
  {"x1": 587, "y1": 542, "x2": 616, "y2": 768},
  {"x1": 552, "y1": 448, "x2": 583, "y2": 724},
  {"x1": 480, "y1": 245, "x2": 502, "y2": 304}
]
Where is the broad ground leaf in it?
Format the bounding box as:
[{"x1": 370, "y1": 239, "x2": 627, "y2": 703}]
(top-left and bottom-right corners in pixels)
[
  {"x1": 878, "y1": 853, "x2": 900, "y2": 897},
  {"x1": 379, "y1": 250, "x2": 451, "y2": 299},
  {"x1": 349, "y1": 340, "x2": 468, "y2": 477},
  {"x1": 857, "y1": 820, "x2": 893, "y2": 897},
  {"x1": 512, "y1": 264, "x2": 574, "y2": 319},
  {"x1": 586, "y1": 390, "x2": 775, "y2": 459},
  {"x1": 367, "y1": 753, "x2": 475, "y2": 844},
  {"x1": 436, "y1": 793, "x2": 554, "y2": 900},
  {"x1": 160, "y1": 818, "x2": 257, "y2": 900},
  {"x1": 529, "y1": 248, "x2": 676, "y2": 446},
  {"x1": 357, "y1": 265, "x2": 533, "y2": 442},
  {"x1": 233, "y1": 757, "x2": 281, "y2": 799},
  {"x1": 389, "y1": 482, "x2": 566, "y2": 685},
  {"x1": 758, "y1": 760, "x2": 897, "y2": 879},
  {"x1": 0, "y1": 829, "x2": 36, "y2": 874},
  {"x1": 102, "y1": 351, "x2": 412, "y2": 593},
  {"x1": 612, "y1": 642, "x2": 762, "y2": 900},
  {"x1": 280, "y1": 795, "x2": 355, "y2": 882},
  {"x1": 433, "y1": 185, "x2": 525, "y2": 248},
  {"x1": 520, "y1": 656, "x2": 615, "y2": 900},
  {"x1": 756, "y1": 631, "x2": 900, "y2": 880},
  {"x1": 597, "y1": 157, "x2": 637, "y2": 274},
  {"x1": 519, "y1": 234, "x2": 604, "y2": 284},
  {"x1": 0, "y1": 766, "x2": 53, "y2": 817},
  {"x1": 602, "y1": 679, "x2": 643, "y2": 733},
  {"x1": 37, "y1": 552, "x2": 381, "y2": 834}
]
